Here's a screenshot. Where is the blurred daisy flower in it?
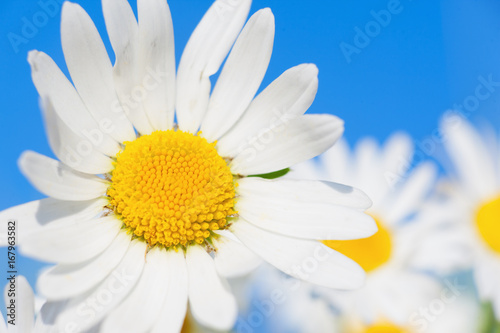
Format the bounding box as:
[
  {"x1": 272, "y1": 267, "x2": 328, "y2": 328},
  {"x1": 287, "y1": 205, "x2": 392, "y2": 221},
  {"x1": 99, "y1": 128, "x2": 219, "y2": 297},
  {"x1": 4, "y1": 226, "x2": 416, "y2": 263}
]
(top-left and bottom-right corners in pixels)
[
  {"x1": 0, "y1": 0, "x2": 377, "y2": 331},
  {"x1": 286, "y1": 133, "x2": 444, "y2": 325},
  {"x1": 440, "y1": 113, "x2": 500, "y2": 320}
]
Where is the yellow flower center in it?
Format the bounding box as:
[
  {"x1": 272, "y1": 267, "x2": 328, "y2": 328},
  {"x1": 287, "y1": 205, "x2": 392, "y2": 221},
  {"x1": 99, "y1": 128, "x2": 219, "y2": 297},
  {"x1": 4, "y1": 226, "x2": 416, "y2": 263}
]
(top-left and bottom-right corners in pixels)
[
  {"x1": 475, "y1": 195, "x2": 500, "y2": 254},
  {"x1": 322, "y1": 217, "x2": 392, "y2": 273},
  {"x1": 107, "y1": 130, "x2": 236, "y2": 248},
  {"x1": 363, "y1": 323, "x2": 407, "y2": 333}
]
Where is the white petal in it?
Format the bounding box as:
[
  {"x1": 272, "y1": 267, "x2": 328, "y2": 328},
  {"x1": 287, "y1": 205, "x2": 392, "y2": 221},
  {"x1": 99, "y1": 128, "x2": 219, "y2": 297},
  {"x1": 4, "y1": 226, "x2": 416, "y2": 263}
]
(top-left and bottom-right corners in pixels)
[
  {"x1": 20, "y1": 216, "x2": 122, "y2": 264},
  {"x1": 216, "y1": 63, "x2": 318, "y2": 157},
  {"x1": 201, "y1": 9, "x2": 275, "y2": 141},
  {"x1": 33, "y1": 301, "x2": 67, "y2": 333},
  {"x1": 102, "y1": 0, "x2": 155, "y2": 135},
  {"x1": 236, "y1": 177, "x2": 375, "y2": 240},
  {"x1": 230, "y1": 114, "x2": 344, "y2": 175},
  {"x1": 0, "y1": 198, "x2": 106, "y2": 246},
  {"x1": 18, "y1": 151, "x2": 108, "y2": 201},
  {"x1": 186, "y1": 245, "x2": 237, "y2": 330},
  {"x1": 27, "y1": 50, "x2": 121, "y2": 157},
  {"x1": 60, "y1": 2, "x2": 136, "y2": 143},
  {"x1": 382, "y1": 132, "x2": 413, "y2": 178},
  {"x1": 352, "y1": 137, "x2": 384, "y2": 204},
  {"x1": 243, "y1": 177, "x2": 371, "y2": 210},
  {"x1": 137, "y1": 0, "x2": 176, "y2": 131},
  {"x1": 441, "y1": 114, "x2": 498, "y2": 199},
  {"x1": 231, "y1": 219, "x2": 366, "y2": 289},
  {"x1": 102, "y1": 247, "x2": 171, "y2": 333},
  {"x1": 56, "y1": 240, "x2": 147, "y2": 331},
  {"x1": 37, "y1": 231, "x2": 131, "y2": 300},
  {"x1": 383, "y1": 162, "x2": 437, "y2": 225},
  {"x1": 4, "y1": 276, "x2": 34, "y2": 333},
  {"x1": 213, "y1": 235, "x2": 262, "y2": 278},
  {"x1": 41, "y1": 97, "x2": 113, "y2": 174},
  {"x1": 321, "y1": 139, "x2": 352, "y2": 184},
  {"x1": 150, "y1": 250, "x2": 188, "y2": 333},
  {"x1": 176, "y1": 0, "x2": 252, "y2": 133}
]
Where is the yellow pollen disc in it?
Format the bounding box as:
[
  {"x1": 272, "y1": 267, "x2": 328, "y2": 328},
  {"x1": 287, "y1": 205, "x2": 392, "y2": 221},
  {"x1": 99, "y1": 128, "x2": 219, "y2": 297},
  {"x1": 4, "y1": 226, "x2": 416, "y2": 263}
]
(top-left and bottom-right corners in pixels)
[
  {"x1": 107, "y1": 130, "x2": 236, "y2": 248},
  {"x1": 363, "y1": 323, "x2": 407, "y2": 333},
  {"x1": 322, "y1": 217, "x2": 392, "y2": 273},
  {"x1": 475, "y1": 195, "x2": 500, "y2": 254}
]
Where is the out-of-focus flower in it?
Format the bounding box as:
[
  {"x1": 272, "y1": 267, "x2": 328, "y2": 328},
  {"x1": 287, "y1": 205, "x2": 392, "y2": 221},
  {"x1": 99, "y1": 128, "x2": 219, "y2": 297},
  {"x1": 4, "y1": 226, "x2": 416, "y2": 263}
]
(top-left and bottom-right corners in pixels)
[
  {"x1": 440, "y1": 113, "x2": 500, "y2": 320},
  {"x1": 289, "y1": 133, "x2": 442, "y2": 325}
]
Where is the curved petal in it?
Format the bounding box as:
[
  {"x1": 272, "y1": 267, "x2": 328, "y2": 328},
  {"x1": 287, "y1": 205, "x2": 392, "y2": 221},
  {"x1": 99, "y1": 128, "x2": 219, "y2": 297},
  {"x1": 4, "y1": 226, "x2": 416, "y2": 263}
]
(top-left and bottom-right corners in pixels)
[
  {"x1": 41, "y1": 97, "x2": 113, "y2": 175},
  {"x1": 55, "y1": 239, "x2": 146, "y2": 331},
  {"x1": 150, "y1": 250, "x2": 188, "y2": 333},
  {"x1": 28, "y1": 51, "x2": 121, "y2": 156},
  {"x1": 213, "y1": 235, "x2": 262, "y2": 278},
  {"x1": 231, "y1": 219, "x2": 366, "y2": 290},
  {"x1": 37, "y1": 231, "x2": 131, "y2": 300},
  {"x1": 61, "y1": 2, "x2": 136, "y2": 143},
  {"x1": 0, "y1": 198, "x2": 107, "y2": 246},
  {"x1": 216, "y1": 63, "x2": 318, "y2": 157},
  {"x1": 186, "y1": 245, "x2": 237, "y2": 330},
  {"x1": 4, "y1": 276, "x2": 34, "y2": 333},
  {"x1": 20, "y1": 216, "x2": 122, "y2": 264},
  {"x1": 247, "y1": 177, "x2": 371, "y2": 210},
  {"x1": 102, "y1": 247, "x2": 172, "y2": 333},
  {"x1": 18, "y1": 151, "x2": 108, "y2": 201},
  {"x1": 236, "y1": 178, "x2": 376, "y2": 240},
  {"x1": 102, "y1": 0, "x2": 154, "y2": 134},
  {"x1": 137, "y1": 0, "x2": 176, "y2": 131},
  {"x1": 176, "y1": 0, "x2": 252, "y2": 133},
  {"x1": 230, "y1": 114, "x2": 344, "y2": 175},
  {"x1": 201, "y1": 8, "x2": 275, "y2": 141}
]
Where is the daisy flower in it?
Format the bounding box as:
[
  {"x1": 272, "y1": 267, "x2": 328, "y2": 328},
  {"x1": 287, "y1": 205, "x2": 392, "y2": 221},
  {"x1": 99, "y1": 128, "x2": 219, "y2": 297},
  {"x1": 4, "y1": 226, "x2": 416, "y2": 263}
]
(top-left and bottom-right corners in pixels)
[
  {"x1": 287, "y1": 133, "x2": 443, "y2": 325},
  {"x1": 439, "y1": 112, "x2": 500, "y2": 320},
  {"x1": 0, "y1": 0, "x2": 377, "y2": 331},
  {"x1": 340, "y1": 291, "x2": 481, "y2": 333},
  {"x1": 248, "y1": 266, "x2": 480, "y2": 333}
]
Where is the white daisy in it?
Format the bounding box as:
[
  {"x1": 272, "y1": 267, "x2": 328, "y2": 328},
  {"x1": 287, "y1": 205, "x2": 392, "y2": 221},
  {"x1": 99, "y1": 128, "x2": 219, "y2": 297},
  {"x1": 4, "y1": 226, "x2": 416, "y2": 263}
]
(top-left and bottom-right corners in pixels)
[
  {"x1": 0, "y1": 0, "x2": 377, "y2": 332},
  {"x1": 287, "y1": 133, "x2": 444, "y2": 325},
  {"x1": 339, "y1": 290, "x2": 481, "y2": 333},
  {"x1": 439, "y1": 112, "x2": 500, "y2": 320}
]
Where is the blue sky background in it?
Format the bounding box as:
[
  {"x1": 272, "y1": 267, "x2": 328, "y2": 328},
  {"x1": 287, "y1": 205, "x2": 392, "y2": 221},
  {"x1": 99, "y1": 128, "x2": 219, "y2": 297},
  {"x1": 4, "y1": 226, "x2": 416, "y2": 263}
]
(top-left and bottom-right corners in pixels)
[{"x1": 0, "y1": 0, "x2": 500, "y2": 323}]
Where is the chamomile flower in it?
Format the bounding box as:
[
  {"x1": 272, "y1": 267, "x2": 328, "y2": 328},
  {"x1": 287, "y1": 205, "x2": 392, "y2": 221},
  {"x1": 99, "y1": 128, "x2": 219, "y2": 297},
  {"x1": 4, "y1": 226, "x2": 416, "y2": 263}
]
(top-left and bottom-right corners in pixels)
[
  {"x1": 288, "y1": 133, "x2": 442, "y2": 325},
  {"x1": 440, "y1": 113, "x2": 500, "y2": 319},
  {"x1": 0, "y1": 0, "x2": 377, "y2": 332},
  {"x1": 251, "y1": 266, "x2": 481, "y2": 333}
]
